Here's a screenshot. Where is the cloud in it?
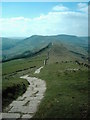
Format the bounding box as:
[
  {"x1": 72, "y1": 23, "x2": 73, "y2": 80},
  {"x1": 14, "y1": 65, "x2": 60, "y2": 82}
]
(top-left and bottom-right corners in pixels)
[
  {"x1": 77, "y1": 3, "x2": 88, "y2": 13},
  {"x1": 0, "y1": 3, "x2": 88, "y2": 37},
  {"x1": 52, "y1": 4, "x2": 69, "y2": 11}
]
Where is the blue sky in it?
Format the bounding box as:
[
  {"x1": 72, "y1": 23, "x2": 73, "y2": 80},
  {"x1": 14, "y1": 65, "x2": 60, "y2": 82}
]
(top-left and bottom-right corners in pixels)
[
  {"x1": 2, "y1": 2, "x2": 87, "y2": 18},
  {"x1": 0, "y1": 2, "x2": 88, "y2": 37}
]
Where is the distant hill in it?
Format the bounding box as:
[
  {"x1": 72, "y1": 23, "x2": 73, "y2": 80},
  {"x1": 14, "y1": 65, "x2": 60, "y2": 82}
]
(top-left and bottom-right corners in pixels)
[
  {"x1": 2, "y1": 43, "x2": 52, "y2": 62},
  {"x1": 2, "y1": 38, "x2": 23, "y2": 50},
  {"x1": 1, "y1": 34, "x2": 88, "y2": 62}
]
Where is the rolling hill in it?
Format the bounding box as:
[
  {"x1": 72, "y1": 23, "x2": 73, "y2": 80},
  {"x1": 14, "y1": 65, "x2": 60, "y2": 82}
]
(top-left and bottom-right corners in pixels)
[
  {"x1": 1, "y1": 34, "x2": 88, "y2": 62},
  {"x1": 2, "y1": 34, "x2": 89, "y2": 118}
]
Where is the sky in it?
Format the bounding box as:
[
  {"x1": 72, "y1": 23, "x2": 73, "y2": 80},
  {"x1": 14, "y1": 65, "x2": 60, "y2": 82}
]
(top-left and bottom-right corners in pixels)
[
  {"x1": 0, "y1": 2, "x2": 89, "y2": 37},
  {"x1": 1, "y1": 0, "x2": 90, "y2": 2}
]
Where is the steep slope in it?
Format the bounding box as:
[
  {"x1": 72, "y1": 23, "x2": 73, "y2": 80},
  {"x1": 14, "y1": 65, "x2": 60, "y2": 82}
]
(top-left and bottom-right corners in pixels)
[
  {"x1": 2, "y1": 34, "x2": 88, "y2": 62},
  {"x1": 2, "y1": 37, "x2": 24, "y2": 60},
  {"x1": 2, "y1": 43, "x2": 51, "y2": 62},
  {"x1": 2, "y1": 36, "x2": 50, "y2": 60},
  {"x1": 2, "y1": 37, "x2": 23, "y2": 50}
]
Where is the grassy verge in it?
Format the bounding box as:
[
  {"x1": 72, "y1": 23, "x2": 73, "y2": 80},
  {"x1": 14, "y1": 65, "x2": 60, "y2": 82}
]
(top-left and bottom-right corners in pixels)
[
  {"x1": 33, "y1": 62, "x2": 88, "y2": 118},
  {"x1": 2, "y1": 55, "x2": 46, "y2": 110},
  {"x1": 2, "y1": 77, "x2": 29, "y2": 110}
]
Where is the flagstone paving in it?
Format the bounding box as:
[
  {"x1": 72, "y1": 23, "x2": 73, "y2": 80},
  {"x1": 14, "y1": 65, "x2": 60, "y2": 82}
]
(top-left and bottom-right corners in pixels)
[{"x1": 2, "y1": 75, "x2": 46, "y2": 119}]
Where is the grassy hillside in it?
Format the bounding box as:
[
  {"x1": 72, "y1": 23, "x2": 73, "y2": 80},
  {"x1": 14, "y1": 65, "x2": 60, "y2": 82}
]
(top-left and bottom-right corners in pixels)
[
  {"x1": 2, "y1": 34, "x2": 88, "y2": 61},
  {"x1": 2, "y1": 43, "x2": 51, "y2": 62},
  {"x1": 48, "y1": 43, "x2": 78, "y2": 63},
  {"x1": 32, "y1": 62, "x2": 88, "y2": 118},
  {"x1": 2, "y1": 36, "x2": 89, "y2": 118},
  {"x1": 41, "y1": 42, "x2": 88, "y2": 64},
  {"x1": 2, "y1": 38, "x2": 20, "y2": 50},
  {"x1": 28, "y1": 43, "x2": 88, "y2": 118},
  {"x1": 2, "y1": 54, "x2": 47, "y2": 110}
]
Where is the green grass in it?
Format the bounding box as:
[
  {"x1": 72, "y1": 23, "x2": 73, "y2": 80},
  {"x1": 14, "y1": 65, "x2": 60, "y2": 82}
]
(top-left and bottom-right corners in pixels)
[
  {"x1": 2, "y1": 55, "x2": 46, "y2": 75},
  {"x1": 2, "y1": 51, "x2": 88, "y2": 118},
  {"x1": 32, "y1": 62, "x2": 88, "y2": 118},
  {"x1": 2, "y1": 55, "x2": 46, "y2": 110},
  {"x1": 2, "y1": 77, "x2": 29, "y2": 110}
]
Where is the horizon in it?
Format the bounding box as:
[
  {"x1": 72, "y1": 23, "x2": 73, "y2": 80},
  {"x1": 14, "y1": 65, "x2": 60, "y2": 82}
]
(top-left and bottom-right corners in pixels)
[
  {"x1": 0, "y1": 33, "x2": 89, "y2": 39},
  {"x1": 0, "y1": 2, "x2": 88, "y2": 37}
]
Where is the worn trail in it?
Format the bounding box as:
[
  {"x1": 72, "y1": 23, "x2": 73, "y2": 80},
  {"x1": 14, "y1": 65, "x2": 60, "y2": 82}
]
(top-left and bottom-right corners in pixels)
[{"x1": 2, "y1": 68, "x2": 46, "y2": 119}]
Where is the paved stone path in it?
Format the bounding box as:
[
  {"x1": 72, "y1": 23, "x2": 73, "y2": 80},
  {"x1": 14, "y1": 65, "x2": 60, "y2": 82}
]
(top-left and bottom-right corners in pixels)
[{"x1": 2, "y1": 75, "x2": 46, "y2": 119}]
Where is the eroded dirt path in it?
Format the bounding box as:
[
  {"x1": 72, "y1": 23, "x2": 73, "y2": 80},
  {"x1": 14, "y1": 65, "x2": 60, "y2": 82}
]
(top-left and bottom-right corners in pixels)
[
  {"x1": 2, "y1": 74, "x2": 46, "y2": 119},
  {"x1": 34, "y1": 66, "x2": 44, "y2": 74}
]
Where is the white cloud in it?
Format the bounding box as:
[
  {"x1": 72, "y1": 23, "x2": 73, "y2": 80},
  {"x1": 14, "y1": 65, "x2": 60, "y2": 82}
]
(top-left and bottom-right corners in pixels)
[
  {"x1": 0, "y1": 4, "x2": 88, "y2": 37},
  {"x1": 77, "y1": 3, "x2": 88, "y2": 13},
  {"x1": 52, "y1": 4, "x2": 69, "y2": 11},
  {"x1": 78, "y1": 3, "x2": 87, "y2": 8}
]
